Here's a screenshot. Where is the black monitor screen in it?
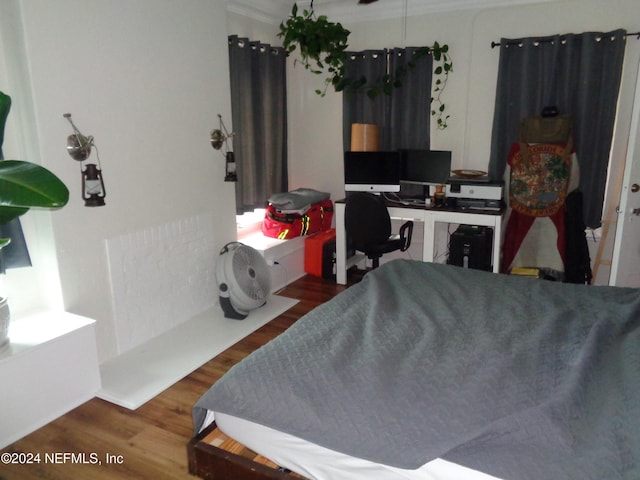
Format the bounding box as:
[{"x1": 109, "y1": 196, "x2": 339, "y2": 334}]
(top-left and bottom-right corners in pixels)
[
  {"x1": 400, "y1": 149, "x2": 452, "y2": 186},
  {"x1": 344, "y1": 151, "x2": 401, "y2": 193}
]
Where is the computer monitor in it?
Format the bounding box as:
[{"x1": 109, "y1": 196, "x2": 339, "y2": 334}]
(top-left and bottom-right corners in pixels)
[
  {"x1": 400, "y1": 149, "x2": 452, "y2": 186},
  {"x1": 344, "y1": 151, "x2": 402, "y2": 193}
]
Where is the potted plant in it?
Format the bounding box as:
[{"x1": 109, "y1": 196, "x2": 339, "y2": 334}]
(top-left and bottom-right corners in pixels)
[
  {"x1": 278, "y1": 2, "x2": 351, "y2": 96},
  {"x1": 0, "y1": 91, "x2": 69, "y2": 351},
  {"x1": 278, "y1": 2, "x2": 453, "y2": 129}
]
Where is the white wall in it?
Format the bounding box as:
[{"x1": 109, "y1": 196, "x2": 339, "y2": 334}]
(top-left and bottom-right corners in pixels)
[
  {"x1": 1, "y1": 0, "x2": 237, "y2": 362},
  {"x1": 227, "y1": 11, "x2": 281, "y2": 45}
]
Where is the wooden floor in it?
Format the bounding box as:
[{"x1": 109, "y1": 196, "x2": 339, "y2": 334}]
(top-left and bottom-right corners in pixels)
[{"x1": 0, "y1": 274, "x2": 352, "y2": 480}]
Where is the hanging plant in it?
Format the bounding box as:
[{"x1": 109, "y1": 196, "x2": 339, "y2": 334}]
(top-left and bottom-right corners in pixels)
[
  {"x1": 278, "y1": 3, "x2": 350, "y2": 96},
  {"x1": 278, "y1": 2, "x2": 453, "y2": 129}
]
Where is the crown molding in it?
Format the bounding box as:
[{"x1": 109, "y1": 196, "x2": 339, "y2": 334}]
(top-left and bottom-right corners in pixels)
[
  {"x1": 226, "y1": 0, "x2": 561, "y2": 25},
  {"x1": 226, "y1": 0, "x2": 289, "y2": 25}
]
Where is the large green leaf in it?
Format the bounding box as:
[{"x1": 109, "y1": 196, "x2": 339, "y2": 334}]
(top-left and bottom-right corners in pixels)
[
  {"x1": 0, "y1": 160, "x2": 69, "y2": 224},
  {"x1": 0, "y1": 206, "x2": 28, "y2": 225}
]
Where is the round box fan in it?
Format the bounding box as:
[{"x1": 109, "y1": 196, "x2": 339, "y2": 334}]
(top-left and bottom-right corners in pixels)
[{"x1": 216, "y1": 242, "x2": 271, "y2": 320}]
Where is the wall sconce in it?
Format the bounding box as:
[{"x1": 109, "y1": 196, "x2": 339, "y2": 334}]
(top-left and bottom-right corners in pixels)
[
  {"x1": 63, "y1": 113, "x2": 106, "y2": 207},
  {"x1": 210, "y1": 114, "x2": 237, "y2": 182}
]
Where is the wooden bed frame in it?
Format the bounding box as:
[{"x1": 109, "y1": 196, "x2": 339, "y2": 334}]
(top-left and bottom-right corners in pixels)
[{"x1": 187, "y1": 421, "x2": 308, "y2": 480}]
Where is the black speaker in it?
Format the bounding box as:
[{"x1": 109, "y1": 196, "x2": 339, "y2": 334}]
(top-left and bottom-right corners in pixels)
[{"x1": 448, "y1": 225, "x2": 493, "y2": 271}]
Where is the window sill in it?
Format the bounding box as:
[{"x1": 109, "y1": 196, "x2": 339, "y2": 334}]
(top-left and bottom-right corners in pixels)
[{"x1": 236, "y1": 209, "x2": 266, "y2": 241}]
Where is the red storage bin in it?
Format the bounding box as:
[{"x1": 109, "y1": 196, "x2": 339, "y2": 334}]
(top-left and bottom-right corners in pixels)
[{"x1": 304, "y1": 228, "x2": 336, "y2": 278}]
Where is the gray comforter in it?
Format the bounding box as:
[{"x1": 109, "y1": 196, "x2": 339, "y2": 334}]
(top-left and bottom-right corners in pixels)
[{"x1": 193, "y1": 260, "x2": 640, "y2": 479}]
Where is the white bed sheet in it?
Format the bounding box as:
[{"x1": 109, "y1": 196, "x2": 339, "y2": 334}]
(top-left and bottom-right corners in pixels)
[{"x1": 204, "y1": 411, "x2": 503, "y2": 480}]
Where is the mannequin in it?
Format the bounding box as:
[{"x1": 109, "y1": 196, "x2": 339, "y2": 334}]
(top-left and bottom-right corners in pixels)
[{"x1": 501, "y1": 111, "x2": 577, "y2": 278}]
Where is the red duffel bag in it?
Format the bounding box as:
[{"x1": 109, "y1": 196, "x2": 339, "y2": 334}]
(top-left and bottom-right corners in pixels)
[
  {"x1": 263, "y1": 199, "x2": 334, "y2": 239},
  {"x1": 262, "y1": 184, "x2": 333, "y2": 240}
]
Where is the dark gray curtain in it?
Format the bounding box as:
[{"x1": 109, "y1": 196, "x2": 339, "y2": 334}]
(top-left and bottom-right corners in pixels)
[
  {"x1": 228, "y1": 35, "x2": 288, "y2": 214},
  {"x1": 489, "y1": 29, "x2": 627, "y2": 228},
  {"x1": 342, "y1": 47, "x2": 433, "y2": 151},
  {"x1": 0, "y1": 91, "x2": 31, "y2": 273},
  {"x1": 342, "y1": 50, "x2": 389, "y2": 150}
]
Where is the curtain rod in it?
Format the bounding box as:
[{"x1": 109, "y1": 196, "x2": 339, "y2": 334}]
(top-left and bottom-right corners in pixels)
[{"x1": 491, "y1": 31, "x2": 640, "y2": 49}]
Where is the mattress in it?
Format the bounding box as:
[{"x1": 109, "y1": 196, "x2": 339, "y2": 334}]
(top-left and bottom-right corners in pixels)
[{"x1": 206, "y1": 411, "x2": 503, "y2": 480}]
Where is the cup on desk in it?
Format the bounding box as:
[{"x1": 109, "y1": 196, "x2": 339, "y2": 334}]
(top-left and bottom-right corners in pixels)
[{"x1": 433, "y1": 185, "x2": 446, "y2": 207}]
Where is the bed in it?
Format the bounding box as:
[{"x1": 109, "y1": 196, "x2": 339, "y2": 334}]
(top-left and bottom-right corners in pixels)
[{"x1": 190, "y1": 259, "x2": 640, "y2": 480}]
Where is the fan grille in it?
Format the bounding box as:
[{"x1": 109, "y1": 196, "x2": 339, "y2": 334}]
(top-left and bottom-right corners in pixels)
[
  {"x1": 217, "y1": 242, "x2": 271, "y2": 317},
  {"x1": 229, "y1": 245, "x2": 270, "y2": 305}
]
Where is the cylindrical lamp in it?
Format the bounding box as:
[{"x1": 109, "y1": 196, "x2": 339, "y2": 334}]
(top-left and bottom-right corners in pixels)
[{"x1": 350, "y1": 123, "x2": 379, "y2": 151}]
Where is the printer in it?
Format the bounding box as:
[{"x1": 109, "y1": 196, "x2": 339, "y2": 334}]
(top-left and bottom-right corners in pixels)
[{"x1": 445, "y1": 174, "x2": 503, "y2": 210}]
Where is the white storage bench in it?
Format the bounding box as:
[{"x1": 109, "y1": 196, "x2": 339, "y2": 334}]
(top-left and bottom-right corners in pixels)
[{"x1": 0, "y1": 311, "x2": 101, "y2": 448}]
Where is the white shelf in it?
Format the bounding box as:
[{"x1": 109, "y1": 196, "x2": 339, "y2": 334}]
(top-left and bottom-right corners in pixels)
[
  {"x1": 97, "y1": 295, "x2": 298, "y2": 410},
  {"x1": 0, "y1": 311, "x2": 101, "y2": 448}
]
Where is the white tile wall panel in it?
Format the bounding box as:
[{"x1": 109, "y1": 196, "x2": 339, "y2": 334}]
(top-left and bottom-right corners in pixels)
[{"x1": 105, "y1": 213, "x2": 218, "y2": 354}]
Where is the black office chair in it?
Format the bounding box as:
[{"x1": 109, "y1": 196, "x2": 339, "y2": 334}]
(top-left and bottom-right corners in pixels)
[{"x1": 345, "y1": 192, "x2": 413, "y2": 269}]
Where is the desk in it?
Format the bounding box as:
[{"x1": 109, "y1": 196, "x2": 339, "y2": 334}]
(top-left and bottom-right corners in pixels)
[{"x1": 335, "y1": 200, "x2": 503, "y2": 284}]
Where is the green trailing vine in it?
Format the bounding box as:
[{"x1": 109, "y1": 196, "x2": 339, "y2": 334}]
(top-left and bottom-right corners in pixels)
[
  {"x1": 278, "y1": 2, "x2": 453, "y2": 129},
  {"x1": 429, "y1": 42, "x2": 453, "y2": 130}
]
